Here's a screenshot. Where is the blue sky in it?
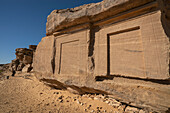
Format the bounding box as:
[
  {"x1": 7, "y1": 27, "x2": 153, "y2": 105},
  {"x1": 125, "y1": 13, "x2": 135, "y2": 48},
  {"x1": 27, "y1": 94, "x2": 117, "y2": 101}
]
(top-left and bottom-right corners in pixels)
[{"x1": 0, "y1": 0, "x2": 102, "y2": 64}]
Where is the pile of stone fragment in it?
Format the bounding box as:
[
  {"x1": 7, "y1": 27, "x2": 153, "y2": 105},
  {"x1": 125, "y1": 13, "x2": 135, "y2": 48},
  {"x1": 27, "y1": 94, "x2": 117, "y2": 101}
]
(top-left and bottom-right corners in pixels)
[
  {"x1": 54, "y1": 92, "x2": 146, "y2": 113},
  {"x1": 9, "y1": 45, "x2": 37, "y2": 73},
  {"x1": 81, "y1": 94, "x2": 145, "y2": 113}
]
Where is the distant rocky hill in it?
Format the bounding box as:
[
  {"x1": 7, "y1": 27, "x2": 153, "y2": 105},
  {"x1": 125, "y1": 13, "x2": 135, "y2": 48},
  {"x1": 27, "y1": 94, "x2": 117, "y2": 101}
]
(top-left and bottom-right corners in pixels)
[{"x1": 0, "y1": 64, "x2": 10, "y2": 73}]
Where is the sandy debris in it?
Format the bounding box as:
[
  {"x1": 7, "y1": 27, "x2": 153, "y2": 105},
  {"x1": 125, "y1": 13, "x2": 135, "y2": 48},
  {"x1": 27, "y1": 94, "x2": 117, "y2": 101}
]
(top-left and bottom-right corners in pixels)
[{"x1": 0, "y1": 75, "x2": 122, "y2": 113}]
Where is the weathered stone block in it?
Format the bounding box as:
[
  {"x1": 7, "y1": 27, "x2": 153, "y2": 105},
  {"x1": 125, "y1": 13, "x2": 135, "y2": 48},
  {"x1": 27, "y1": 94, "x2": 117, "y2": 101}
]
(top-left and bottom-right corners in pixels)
[
  {"x1": 22, "y1": 64, "x2": 32, "y2": 73},
  {"x1": 17, "y1": 63, "x2": 25, "y2": 71},
  {"x1": 33, "y1": 36, "x2": 55, "y2": 75},
  {"x1": 23, "y1": 55, "x2": 32, "y2": 64},
  {"x1": 46, "y1": 0, "x2": 155, "y2": 35},
  {"x1": 29, "y1": 45, "x2": 37, "y2": 51},
  {"x1": 10, "y1": 45, "x2": 36, "y2": 72},
  {"x1": 33, "y1": 0, "x2": 170, "y2": 112}
]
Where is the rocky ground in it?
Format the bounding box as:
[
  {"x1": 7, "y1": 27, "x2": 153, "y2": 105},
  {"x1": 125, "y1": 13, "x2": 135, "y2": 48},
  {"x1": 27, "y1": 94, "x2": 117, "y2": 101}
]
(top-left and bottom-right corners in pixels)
[
  {"x1": 0, "y1": 73, "x2": 119, "y2": 113},
  {"x1": 0, "y1": 68, "x2": 149, "y2": 113}
]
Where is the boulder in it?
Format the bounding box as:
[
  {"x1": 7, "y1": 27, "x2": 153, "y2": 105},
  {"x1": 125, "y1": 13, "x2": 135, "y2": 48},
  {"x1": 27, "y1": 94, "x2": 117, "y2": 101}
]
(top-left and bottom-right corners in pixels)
[
  {"x1": 9, "y1": 59, "x2": 19, "y2": 71},
  {"x1": 15, "y1": 48, "x2": 33, "y2": 57},
  {"x1": 23, "y1": 55, "x2": 32, "y2": 64},
  {"x1": 125, "y1": 106, "x2": 139, "y2": 113},
  {"x1": 11, "y1": 59, "x2": 19, "y2": 65},
  {"x1": 17, "y1": 63, "x2": 25, "y2": 71},
  {"x1": 22, "y1": 64, "x2": 32, "y2": 73},
  {"x1": 29, "y1": 45, "x2": 37, "y2": 51}
]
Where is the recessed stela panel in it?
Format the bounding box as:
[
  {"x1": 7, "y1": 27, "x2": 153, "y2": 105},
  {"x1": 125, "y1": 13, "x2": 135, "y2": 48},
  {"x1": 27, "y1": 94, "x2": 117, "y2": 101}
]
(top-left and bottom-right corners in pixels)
[
  {"x1": 58, "y1": 40, "x2": 79, "y2": 75},
  {"x1": 107, "y1": 26, "x2": 146, "y2": 77}
]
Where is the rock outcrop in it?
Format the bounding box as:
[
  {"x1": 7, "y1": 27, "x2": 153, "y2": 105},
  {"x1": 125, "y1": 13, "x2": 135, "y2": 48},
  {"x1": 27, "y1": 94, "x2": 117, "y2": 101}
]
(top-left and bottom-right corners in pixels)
[
  {"x1": 10, "y1": 45, "x2": 37, "y2": 72},
  {"x1": 34, "y1": 0, "x2": 170, "y2": 112},
  {"x1": 0, "y1": 64, "x2": 10, "y2": 73}
]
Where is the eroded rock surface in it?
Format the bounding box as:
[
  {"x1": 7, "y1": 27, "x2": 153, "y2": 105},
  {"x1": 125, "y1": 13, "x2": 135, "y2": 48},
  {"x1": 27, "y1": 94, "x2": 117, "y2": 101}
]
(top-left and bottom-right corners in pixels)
[
  {"x1": 10, "y1": 45, "x2": 37, "y2": 72},
  {"x1": 33, "y1": 36, "x2": 55, "y2": 76},
  {"x1": 46, "y1": 0, "x2": 155, "y2": 35},
  {"x1": 34, "y1": 0, "x2": 170, "y2": 112}
]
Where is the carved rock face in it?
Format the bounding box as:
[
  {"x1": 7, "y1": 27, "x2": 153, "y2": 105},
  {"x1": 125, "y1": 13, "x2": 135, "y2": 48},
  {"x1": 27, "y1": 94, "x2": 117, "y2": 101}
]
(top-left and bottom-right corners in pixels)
[{"x1": 33, "y1": 0, "x2": 170, "y2": 112}]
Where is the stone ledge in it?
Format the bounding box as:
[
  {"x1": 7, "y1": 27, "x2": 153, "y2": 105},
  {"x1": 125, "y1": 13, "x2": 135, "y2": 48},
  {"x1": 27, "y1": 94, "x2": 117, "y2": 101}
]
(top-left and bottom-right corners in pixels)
[{"x1": 46, "y1": 0, "x2": 156, "y2": 35}]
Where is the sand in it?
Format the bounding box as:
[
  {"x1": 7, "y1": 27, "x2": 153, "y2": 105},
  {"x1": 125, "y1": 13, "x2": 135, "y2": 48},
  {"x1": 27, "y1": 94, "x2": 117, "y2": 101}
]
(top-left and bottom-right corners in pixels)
[{"x1": 0, "y1": 74, "x2": 120, "y2": 113}]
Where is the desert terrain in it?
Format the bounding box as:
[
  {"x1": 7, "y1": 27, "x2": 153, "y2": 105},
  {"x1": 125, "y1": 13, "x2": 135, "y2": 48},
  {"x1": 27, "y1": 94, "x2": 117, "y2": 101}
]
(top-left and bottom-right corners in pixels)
[
  {"x1": 0, "y1": 69, "x2": 132, "y2": 113},
  {"x1": 0, "y1": 64, "x2": 151, "y2": 113}
]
